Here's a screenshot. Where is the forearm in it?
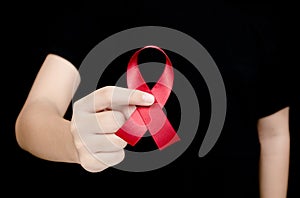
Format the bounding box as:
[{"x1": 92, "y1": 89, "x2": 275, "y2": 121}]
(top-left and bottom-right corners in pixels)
[
  {"x1": 16, "y1": 100, "x2": 79, "y2": 163},
  {"x1": 259, "y1": 133, "x2": 290, "y2": 198}
]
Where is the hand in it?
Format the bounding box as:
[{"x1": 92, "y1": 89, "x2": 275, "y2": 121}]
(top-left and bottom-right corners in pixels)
[{"x1": 70, "y1": 86, "x2": 154, "y2": 172}]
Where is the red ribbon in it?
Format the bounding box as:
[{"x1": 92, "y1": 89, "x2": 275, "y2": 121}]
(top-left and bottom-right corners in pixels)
[{"x1": 116, "y1": 45, "x2": 180, "y2": 150}]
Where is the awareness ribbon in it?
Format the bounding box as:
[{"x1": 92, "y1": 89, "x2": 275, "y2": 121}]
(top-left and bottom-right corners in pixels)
[{"x1": 116, "y1": 45, "x2": 180, "y2": 150}]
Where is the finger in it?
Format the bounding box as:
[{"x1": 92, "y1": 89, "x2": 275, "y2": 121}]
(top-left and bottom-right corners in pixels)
[
  {"x1": 93, "y1": 149, "x2": 125, "y2": 167},
  {"x1": 84, "y1": 133, "x2": 127, "y2": 152},
  {"x1": 110, "y1": 105, "x2": 137, "y2": 119},
  {"x1": 79, "y1": 86, "x2": 154, "y2": 112},
  {"x1": 78, "y1": 151, "x2": 108, "y2": 173},
  {"x1": 96, "y1": 111, "x2": 126, "y2": 133},
  {"x1": 72, "y1": 110, "x2": 125, "y2": 134}
]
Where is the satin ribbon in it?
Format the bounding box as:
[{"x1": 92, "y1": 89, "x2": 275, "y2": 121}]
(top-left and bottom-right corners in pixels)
[{"x1": 116, "y1": 45, "x2": 180, "y2": 150}]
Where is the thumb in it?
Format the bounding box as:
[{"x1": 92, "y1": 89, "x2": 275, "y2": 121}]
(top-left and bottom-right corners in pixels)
[
  {"x1": 76, "y1": 86, "x2": 155, "y2": 113},
  {"x1": 129, "y1": 90, "x2": 155, "y2": 106}
]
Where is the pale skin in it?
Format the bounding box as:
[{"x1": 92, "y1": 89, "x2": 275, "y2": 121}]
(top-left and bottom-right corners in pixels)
[
  {"x1": 15, "y1": 54, "x2": 155, "y2": 172},
  {"x1": 15, "y1": 54, "x2": 290, "y2": 196},
  {"x1": 258, "y1": 107, "x2": 290, "y2": 198}
]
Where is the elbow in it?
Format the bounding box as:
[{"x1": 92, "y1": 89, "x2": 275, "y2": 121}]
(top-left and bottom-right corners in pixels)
[
  {"x1": 258, "y1": 121, "x2": 290, "y2": 145},
  {"x1": 15, "y1": 111, "x2": 26, "y2": 151},
  {"x1": 258, "y1": 128, "x2": 290, "y2": 159},
  {"x1": 15, "y1": 105, "x2": 34, "y2": 152},
  {"x1": 258, "y1": 128, "x2": 290, "y2": 147},
  {"x1": 258, "y1": 126, "x2": 290, "y2": 157}
]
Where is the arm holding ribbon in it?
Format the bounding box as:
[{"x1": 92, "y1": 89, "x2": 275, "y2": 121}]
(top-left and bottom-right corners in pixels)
[{"x1": 15, "y1": 54, "x2": 154, "y2": 172}]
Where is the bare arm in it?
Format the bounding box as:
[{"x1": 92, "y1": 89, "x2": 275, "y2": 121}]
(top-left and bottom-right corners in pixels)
[
  {"x1": 258, "y1": 106, "x2": 290, "y2": 198},
  {"x1": 15, "y1": 54, "x2": 81, "y2": 163},
  {"x1": 15, "y1": 54, "x2": 155, "y2": 172}
]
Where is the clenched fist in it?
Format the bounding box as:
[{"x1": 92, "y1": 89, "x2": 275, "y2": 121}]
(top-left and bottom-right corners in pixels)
[{"x1": 70, "y1": 86, "x2": 154, "y2": 172}]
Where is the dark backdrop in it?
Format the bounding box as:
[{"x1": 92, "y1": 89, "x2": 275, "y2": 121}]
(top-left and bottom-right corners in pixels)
[{"x1": 1, "y1": 1, "x2": 299, "y2": 197}]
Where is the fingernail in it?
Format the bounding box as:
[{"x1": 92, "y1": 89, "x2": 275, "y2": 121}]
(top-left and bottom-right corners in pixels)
[{"x1": 142, "y1": 93, "x2": 155, "y2": 104}]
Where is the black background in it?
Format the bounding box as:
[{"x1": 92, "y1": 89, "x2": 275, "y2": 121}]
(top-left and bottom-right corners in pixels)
[{"x1": 1, "y1": 1, "x2": 299, "y2": 197}]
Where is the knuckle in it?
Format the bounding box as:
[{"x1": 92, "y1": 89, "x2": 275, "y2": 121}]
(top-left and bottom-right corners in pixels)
[
  {"x1": 111, "y1": 149, "x2": 125, "y2": 165},
  {"x1": 107, "y1": 134, "x2": 127, "y2": 149},
  {"x1": 72, "y1": 100, "x2": 81, "y2": 111},
  {"x1": 101, "y1": 86, "x2": 114, "y2": 99},
  {"x1": 97, "y1": 86, "x2": 116, "y2": 108},
  {"x1": 76, "y1": 145, "x2": 106, "y2": 172},
  {"x1": 112, "y1": 111, "x2": 126, "y2": 126},
  {"x1": 81, "y1": 158, "x2": 108, "y2": 173}
]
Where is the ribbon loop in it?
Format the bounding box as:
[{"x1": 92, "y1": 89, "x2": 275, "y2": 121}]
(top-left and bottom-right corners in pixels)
[{"x1": 116, "y1": 45, "x2": 180, "y2": 150}]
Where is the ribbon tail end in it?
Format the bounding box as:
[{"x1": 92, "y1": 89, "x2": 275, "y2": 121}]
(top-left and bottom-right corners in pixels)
[{"x1": 157, "y1": 134, "x2": 180, "y2": 150}]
